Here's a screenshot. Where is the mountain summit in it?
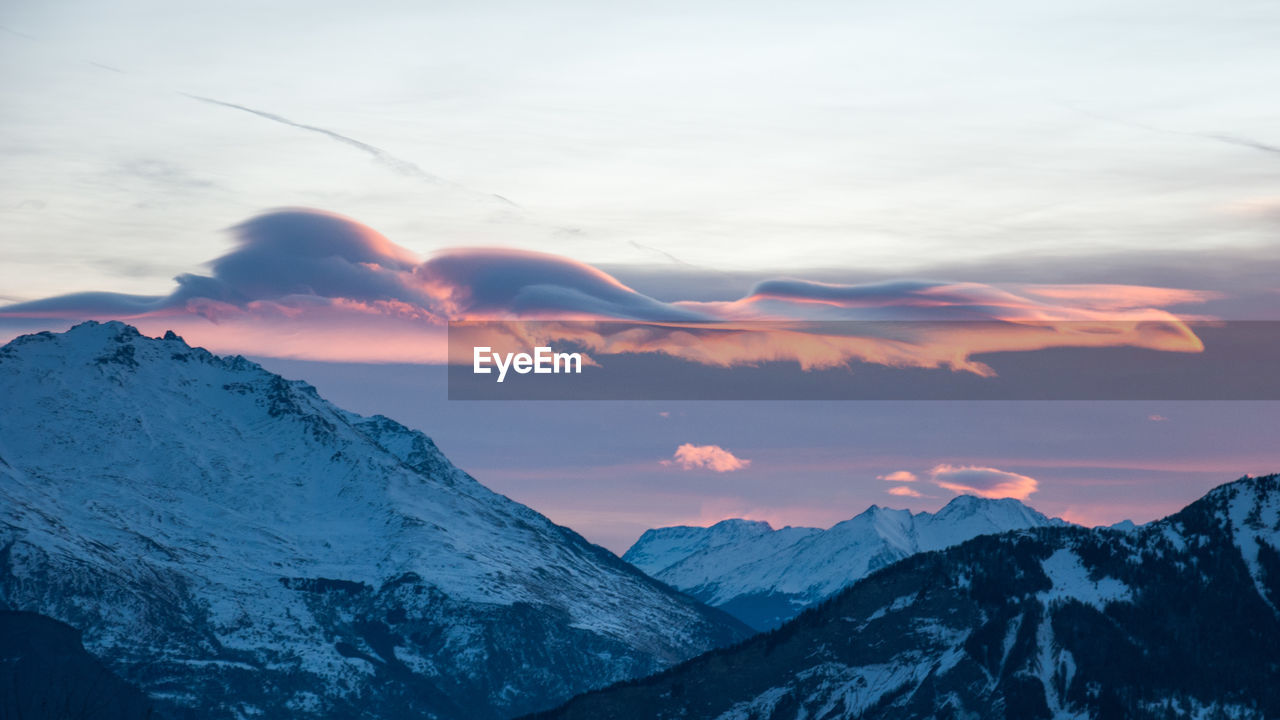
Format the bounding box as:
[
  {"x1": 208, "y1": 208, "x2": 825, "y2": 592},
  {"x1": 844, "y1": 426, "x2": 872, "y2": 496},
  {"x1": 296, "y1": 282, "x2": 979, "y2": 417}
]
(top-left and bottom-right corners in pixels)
[
  {"x1": 625, "y1": 495, "x2": 1065, "y2": 630},
  {"x1": 542, "y1": 474, "x2": 1280, "y2": 720},
  {"x1": 0, "y1": 322, "x2": 749, "y2": 719}
]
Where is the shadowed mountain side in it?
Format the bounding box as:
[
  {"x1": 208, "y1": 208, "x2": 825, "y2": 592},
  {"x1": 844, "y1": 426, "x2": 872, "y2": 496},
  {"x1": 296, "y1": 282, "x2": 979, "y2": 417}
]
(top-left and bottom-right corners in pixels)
[
  {"x1": 533, "y1": 475, "x2": 1280, "y2": 720},
  {"x1": 0, "y1": 322, "x2": 750, "y2": 719},
  {"x1": 0, "y1": 611, "x2": 155, "y2": 720}
]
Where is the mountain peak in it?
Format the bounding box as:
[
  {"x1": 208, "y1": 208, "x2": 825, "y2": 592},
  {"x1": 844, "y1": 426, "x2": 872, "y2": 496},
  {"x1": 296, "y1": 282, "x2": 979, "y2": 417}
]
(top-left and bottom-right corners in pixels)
[
  {"x1": 930, "y1": 492, "x2": 1055, "y2": 524},
  {"x1": 709, "y1": 518, "x2": 774, "y2": 533},
  {"x1": 545, "y1": 473, "x2": 1280, "y2": 720},
  {"x1": 1, "y1": 323, "x2": 750, "y2": 719},
  {"x1": 938, "y1": 493, "x2": 1012, "y2": 511},
  {"x1": 625, "y1": 494, "x2": 1065, "y2": 630}
]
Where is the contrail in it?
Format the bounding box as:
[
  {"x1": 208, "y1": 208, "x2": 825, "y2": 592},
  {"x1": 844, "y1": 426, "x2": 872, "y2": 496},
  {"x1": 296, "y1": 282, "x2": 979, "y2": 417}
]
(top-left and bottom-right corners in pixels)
[
  {"x1": 0, "y1": 24, "x2": 37, "y2": 41},
  {"x1": 184, "y1": 93, "x2": 452, "y2": 184},
  {"x1": 627, "y1": 240, "x2": 739, "y2": 278},
  {"x1": 4, "y1": 29, "x2": 522, "y2": 206},
  {"x1": 184, "y1": 93, "x2": 522, "y2": 207},
  {"x1": 1066, "y1": 105, "x2": 1280, "y2": 158},
  {"x1": 630, "y1": 241, "x2": 689, "y2": 265},
  {"x1": 1198, "y1": 133, "x2": 1280, "y2": 156},
  {"x1": 87, "y1": 60, "x2": 125, "y2": 73}
]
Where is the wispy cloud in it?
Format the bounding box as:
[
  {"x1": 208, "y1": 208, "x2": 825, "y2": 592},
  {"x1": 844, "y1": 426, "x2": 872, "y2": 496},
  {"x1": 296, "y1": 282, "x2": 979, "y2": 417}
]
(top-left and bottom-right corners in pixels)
[
  {"x1": 878, "y1": 471, "x2": 918, "y2": 483},
  {"x1": 887, "y1": 486, "x2": 923, "y2": 498}
]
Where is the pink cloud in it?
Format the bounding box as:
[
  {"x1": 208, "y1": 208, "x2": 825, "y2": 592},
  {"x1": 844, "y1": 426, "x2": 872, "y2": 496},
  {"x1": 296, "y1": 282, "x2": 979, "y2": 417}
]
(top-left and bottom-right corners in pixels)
[
  {"x1": 887, "y1": 486, "x2": 923, "y2": 497},
  {"x1": 1011, "y1": 284, "x2": 1222, "y2": 311},
  {"x1": 0, "y1": 208, "x2": 1215, "y2": 370},
  {"x1": 930, "y1": 463, "x2": 1039, "y2": 500},
  {"x1": 666, "y1": 444, "x2": 751, "y2": 472},
  {"x1": 878, "y1": 470, "x2": 918, "y2": 483}
]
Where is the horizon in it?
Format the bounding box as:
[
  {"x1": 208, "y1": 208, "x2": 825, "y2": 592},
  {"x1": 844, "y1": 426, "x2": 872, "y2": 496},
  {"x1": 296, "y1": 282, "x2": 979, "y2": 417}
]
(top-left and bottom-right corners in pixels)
[
  {"x1": 7, "y1": 318, "x2": 1276, "y2": 554},
  {"x1": 10, "y1": 319, "x2": 1277, "y2": 554}
]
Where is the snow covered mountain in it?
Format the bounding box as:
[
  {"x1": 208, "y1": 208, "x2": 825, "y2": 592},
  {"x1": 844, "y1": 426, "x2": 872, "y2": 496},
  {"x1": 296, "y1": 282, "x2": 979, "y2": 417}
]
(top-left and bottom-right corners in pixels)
[
  {"x1": 540, "y1": 474, "x2": 1280, "y2": 720},
  {"x1": 0, "y1": 322, "x2": 750, "y2": 719},
  {"x1": 625, "y1": 496, "x2": 1066, "y2": 629}
]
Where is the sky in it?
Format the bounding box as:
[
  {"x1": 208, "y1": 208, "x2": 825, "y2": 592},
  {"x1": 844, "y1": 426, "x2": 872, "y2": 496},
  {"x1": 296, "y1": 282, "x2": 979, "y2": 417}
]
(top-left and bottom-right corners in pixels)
[
  {"x1": 254, "y1": 358, "x2": 1280, "y2": 552},
  {"x1": 1, "y1": 0, "x2": 1278, "y2": 552}
]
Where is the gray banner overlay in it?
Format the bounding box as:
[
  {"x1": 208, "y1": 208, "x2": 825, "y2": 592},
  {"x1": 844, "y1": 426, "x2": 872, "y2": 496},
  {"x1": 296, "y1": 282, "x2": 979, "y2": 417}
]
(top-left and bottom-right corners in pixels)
[{"x1": 447, "y1": 321, "x2": 1280, "y2": 400}]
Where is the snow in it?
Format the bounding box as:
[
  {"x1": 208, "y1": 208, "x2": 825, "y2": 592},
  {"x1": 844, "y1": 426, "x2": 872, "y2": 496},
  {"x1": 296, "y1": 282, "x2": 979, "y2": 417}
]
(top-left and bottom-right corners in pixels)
[
  {"x1": 713, "y1": 685, "x2": 795, "y2": 720},
  {"x1": 0, "y1": 321, "x2": 739, "y2": 712},
  {"x1": 625, "y1": 492, "x2": 1067, "y2": 611},
  {"x1": 623, "y1": 519, "x2": 782, "y2": 575},
  {"x1": 1223, "y1": 479, "x2": 1280, "y2": 613},
  {"x1": 1037, "y1": 549, "x2": 1132, "y2": 610}
]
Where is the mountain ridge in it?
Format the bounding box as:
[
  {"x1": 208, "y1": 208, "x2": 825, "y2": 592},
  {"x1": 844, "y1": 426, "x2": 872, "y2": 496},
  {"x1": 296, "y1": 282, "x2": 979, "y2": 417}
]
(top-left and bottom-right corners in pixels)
[
  {"x1": 534, "y1": 473, "x2": 1280, "y2": 720},
  {"x1": 0, "y1": 321, "x2": 750, "y2": 719},
  {"x1": 624, "y1": 493, "x2": 1068, "y2": 629}
]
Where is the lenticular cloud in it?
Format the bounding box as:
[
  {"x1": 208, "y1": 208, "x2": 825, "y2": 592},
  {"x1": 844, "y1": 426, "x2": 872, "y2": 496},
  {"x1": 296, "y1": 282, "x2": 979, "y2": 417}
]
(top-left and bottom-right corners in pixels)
[
  {"x1": 0, "y1": 208, "x2": 1214, "y2": 367},
  {"x1": 930, "y1": 464, "x2": 1040, "y2": 501}
]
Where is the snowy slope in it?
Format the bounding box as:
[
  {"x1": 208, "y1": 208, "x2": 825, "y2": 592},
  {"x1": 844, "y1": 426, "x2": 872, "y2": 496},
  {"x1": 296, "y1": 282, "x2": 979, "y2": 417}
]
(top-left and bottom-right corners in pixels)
[
  {"x1": 541, "y1": 474, "x2": 1280, "y2": 720},
  {"x1": 0, "y1": 322, "x2": 749, "y2": 719},
  {"x1": 624, "y1": 495, "x2": 1065, "y2": 629}
]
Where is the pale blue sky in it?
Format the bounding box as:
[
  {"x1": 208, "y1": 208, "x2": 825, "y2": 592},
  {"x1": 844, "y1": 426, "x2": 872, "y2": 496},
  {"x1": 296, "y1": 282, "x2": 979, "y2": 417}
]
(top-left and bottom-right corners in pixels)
[{"x1": 2, "y1": 0, "x2": 1278, "y2": 302}]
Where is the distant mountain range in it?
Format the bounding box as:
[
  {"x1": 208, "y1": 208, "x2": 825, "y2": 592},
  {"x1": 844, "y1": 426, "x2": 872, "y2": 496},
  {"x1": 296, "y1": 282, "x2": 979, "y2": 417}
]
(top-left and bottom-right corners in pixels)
[
  {"x1": 6, "y1": 321, "x2": 1275, "y2": 720},
  {"x1": 536, "y1": 473, "x2": 1280, "y2": 720},
  {"x1": 0, "y1": 322, "x2": 750, "y2": 719},
  {"x1": 625, "y1": 496, "x2": 1070, "y2": 629}
]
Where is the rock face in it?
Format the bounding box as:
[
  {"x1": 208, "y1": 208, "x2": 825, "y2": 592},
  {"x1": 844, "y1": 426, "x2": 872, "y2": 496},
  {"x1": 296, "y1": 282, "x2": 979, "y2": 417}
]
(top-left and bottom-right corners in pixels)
[
  {"x1": 0, "y1": 322, "x2": 750, "y2": 719},
  {"x1": 539, "y1": 474, "x2": 1280, "y2": 720},
  {"x1": 625, "y1": 496, "x2": 1065, "y2": 629}
]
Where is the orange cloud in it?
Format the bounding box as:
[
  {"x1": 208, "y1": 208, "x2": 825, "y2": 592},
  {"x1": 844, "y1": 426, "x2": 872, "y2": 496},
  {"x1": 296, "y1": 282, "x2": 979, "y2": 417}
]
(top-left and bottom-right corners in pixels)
[
  {"x1": 1, "y1": 208, "x2": 1216, "y2": 372},
  {"x1": 666, "y1": 444, "x2": 751, "y2": 472},
  {"x1": 878, "y1": 470, "x2": 919, "y2": 483},
  {"x1": 1011, "y1": 284, "x2": 1222, "y2": 311},
  {"x1": 930, "y1": 463, "x2": 1039, "y2": 500},
  {"x1": 887, "y1": 486, "x2": 923, "y2": 497}
]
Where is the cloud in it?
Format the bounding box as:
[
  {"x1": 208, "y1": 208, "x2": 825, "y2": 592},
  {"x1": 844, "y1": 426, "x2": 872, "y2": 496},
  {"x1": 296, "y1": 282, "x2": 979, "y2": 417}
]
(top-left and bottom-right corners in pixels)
[
  {"x1": 4, "y1": 209, "x2": 427, "y2": 314},
  {"x1": 666, "y1": 444, "x2": 751, "y2": 472},
  {"x1": 887, "y1": 486, "x2": 923, "y2": 498},
  {"x1": 1011, "y1": 285, "x2": 1222, "y2": 311},
  {"x1": 1148, "y1": 414, "x2": 1169, "y2": 422},
  {"x1": 930, "y1": 464, "x2": 1039, "y2": 500},
  {"x1": 878, "y1": 470, "x2": 918, "y2": 483},
  {"x1": 0, "y1": 208, "x2": 1215, "y2": 366},
  {"x1": 417, "y1": 247, "x2": 702, "y2": 322}
]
